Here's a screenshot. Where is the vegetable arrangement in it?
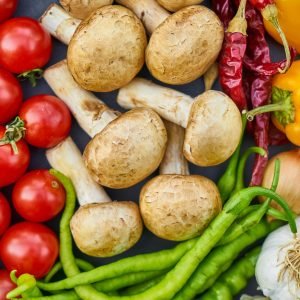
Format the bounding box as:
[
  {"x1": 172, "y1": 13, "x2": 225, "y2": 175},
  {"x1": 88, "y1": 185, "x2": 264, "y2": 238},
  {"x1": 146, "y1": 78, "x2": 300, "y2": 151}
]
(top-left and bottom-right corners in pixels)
[{"x1": 0, "y1": 0, "x2": 299, "y2": 299}]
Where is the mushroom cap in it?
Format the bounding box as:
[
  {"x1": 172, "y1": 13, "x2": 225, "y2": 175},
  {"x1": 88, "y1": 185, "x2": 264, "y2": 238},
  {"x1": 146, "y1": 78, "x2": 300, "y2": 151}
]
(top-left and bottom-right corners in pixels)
[
  {"x1": 183, "y1": 90, "x2": 242, "y2": 166},
  {"x1": 140, "y1": 174, "x2": 222, "y2": 241},
  {"x1": 70, "y1": 201, "x2": 143, "y2": 257},
  {"x1": 59, "y1": 0, "x2": 113, "y2": 19},
  {"x1": 146, "y1": 5, "x2": 224, "y2": 85},
  {"x1": 67, "y1": 5, "x2": 147, "y2": 92},
  {"x1": 83, "y1": 108, "x2": 167, "y2": 189},
  {"x1": 157, "y1": 0, "x2": 204, "y2": 12}
]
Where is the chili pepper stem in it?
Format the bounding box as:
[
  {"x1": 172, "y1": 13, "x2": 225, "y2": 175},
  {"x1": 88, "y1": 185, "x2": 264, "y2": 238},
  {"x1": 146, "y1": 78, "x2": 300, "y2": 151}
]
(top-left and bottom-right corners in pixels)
[
  {"x1": 227, "y1": 0, "x2": 247, "y2": 34},
  {"x1": 262, "y1": 4, "x2": 291, "y2": 73}
]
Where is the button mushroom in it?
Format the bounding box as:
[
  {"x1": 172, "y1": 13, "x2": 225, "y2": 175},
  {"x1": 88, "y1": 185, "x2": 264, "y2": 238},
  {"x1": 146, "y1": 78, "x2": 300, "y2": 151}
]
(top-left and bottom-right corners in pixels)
[
  {"x1": 115, "y1": 0, "x2": 224, "y2": 84},
  {"x1": 46, "y1": 137, "x2": 143, "y2": 257},
  {"x1": 44, "y1": 61, "x2": 167, "y2": 188},
  {"x1": 140, "y1": 120, "x2": 222, "y2": 241},
  {"x1": 117, "y1": 78, "x2": 242, "y2": 166},
  {"x1": 41, "y1": 4, "x2": 147, "y2": 92},
  {"x1": 59, "y1": 0, "x2": 113, "y2": 20},
  {"x1": 157, "y1": 0, "x2": 204, "y2": 12}
]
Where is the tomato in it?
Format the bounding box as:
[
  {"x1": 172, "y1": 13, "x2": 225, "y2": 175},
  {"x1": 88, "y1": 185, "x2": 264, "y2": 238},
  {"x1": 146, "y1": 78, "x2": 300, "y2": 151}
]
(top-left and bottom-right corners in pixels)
[
  {"x1": 0, "y1": 0, "x2": 18, "y2": 23},
  {"x1": 0, "y1": 126, "x2": 30, "y2": 188},
  {"x1": 0, "y1": 68, "x2": 22, "y2": 124},
  {"x1": 0, "y1": 222, "x2": 59, "y2": 279},
  {"x1": 12, "y1": 170, "x2": 66, "y2": 222},
  {"x1": 0, "y1": 193, "x2": 11, "y2": 236},
  {"x1": 19, "y1": 95, "x2": 71, "y2": 148},
  {"x1": 0, "y1": 269, "x2": 16, "y2": 300},
  {"x1": 0, "y1": 17, "x2": 52, "y2": 74}
]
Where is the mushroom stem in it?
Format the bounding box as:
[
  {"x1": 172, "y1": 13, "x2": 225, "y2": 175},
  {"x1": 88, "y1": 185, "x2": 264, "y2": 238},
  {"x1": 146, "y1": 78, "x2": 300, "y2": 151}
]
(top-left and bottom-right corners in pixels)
[
  {"x1": 117, "y1": 78, "x2": 193, "y2": 128},
  {"x1": 46, "y1": 137, "x2": 111, "y2": 206},
  {"x1": 44, "y1": 60, "x2": 119, "y2": 138},
  {"x1": 115, "y1": 0, "x2": 170, "y2": 34},
  {"x1": 160, "y1": 121, "x2": 189, "y2": 175},
  {"x1": 40, "y1": 3, "x2": 80, "y2": 45}
]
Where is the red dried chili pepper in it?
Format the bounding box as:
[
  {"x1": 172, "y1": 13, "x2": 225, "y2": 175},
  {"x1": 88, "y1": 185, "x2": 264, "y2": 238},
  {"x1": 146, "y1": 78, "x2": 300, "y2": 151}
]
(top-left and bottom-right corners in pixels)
[
  {"x1": 219, "y1": 0, "x2": 248, "y2": 111},
  {"x1": 212, "y1": 0, "x2": 235, "y2": 28},
  {"x1": 268, "y1": 122, "x2": 289, "y2": 145}
]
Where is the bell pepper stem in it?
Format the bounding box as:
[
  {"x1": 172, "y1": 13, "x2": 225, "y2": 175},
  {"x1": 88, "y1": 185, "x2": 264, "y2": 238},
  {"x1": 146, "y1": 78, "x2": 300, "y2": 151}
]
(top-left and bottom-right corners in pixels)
[{"x1": 247, "y1": 102, "x2": 290, "y2": 121}]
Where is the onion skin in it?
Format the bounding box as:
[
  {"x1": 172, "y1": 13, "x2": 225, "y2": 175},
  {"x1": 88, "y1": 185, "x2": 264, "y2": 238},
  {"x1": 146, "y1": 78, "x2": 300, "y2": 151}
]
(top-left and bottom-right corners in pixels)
[{"x1": 260, "y1": 149, "x2": 300, "y2": 215}]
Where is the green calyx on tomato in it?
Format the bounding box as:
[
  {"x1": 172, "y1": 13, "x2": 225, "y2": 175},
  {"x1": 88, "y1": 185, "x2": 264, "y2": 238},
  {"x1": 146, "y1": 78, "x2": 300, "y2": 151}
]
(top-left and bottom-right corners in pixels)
[{"x1": 17, "y1": 68, "x2": 43, "y2": 87}]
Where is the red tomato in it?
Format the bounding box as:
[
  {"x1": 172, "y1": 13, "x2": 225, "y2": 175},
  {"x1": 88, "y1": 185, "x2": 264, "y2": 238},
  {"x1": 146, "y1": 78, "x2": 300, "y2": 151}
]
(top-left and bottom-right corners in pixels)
[
  {"x1": 0, "y1": 269, "x2": 16, "y2": 300},
  {"x1": 0, "y1": 17, "x2": 52, "y2": 74},
  {"x1": 0, "y1": 222, "x2": 59, "y2": 279},
  {"x1": 0, "y1": 193, "x2": 11, "y2": 236},
  {"x1": 19, "y1": 95, "x2": 71, "y2": 148},
  {"x1": 0, "y1": 126, "x2": 30, "y2": 188},
  {"x1": 0, "y1": 68, "x2": 22, "y2": 124},
  {"x1": 0, "y1": 0, "x2": 18, "y2": 23},
  {"x1": 12, "y1": 170, "x2": 66, "y2": 222}
]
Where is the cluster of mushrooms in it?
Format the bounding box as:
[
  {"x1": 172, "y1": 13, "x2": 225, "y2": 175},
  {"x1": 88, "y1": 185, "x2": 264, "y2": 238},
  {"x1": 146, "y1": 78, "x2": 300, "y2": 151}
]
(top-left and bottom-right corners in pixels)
[{"x1": 40, "y1": 0, "x2": 243, "y2": 257}]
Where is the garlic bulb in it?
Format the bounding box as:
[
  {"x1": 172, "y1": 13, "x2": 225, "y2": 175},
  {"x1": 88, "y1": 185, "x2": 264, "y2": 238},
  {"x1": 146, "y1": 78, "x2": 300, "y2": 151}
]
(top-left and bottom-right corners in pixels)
[{"x1": 256, "y1": 218, "x2": 300, "y2": 300}]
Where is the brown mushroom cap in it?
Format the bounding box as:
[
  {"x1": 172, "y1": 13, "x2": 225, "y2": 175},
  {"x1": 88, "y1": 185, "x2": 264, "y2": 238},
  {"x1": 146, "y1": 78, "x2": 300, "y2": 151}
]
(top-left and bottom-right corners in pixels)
[
  {"x1": 83, "y1": 108, "x2": 167, "y2": 189},
  {"x1": 140, "y1": 175, "x2": 222, "y2": 241},
  {"x1": 59, "y1": 0, "x2": 113, "y2": 19},
  {"x1": 70, "y1": 201, "x2": 143, "y2": 257},
  {"x1": 157, "y1": 0, "x2": 204, "y2": 12},
  {"x1": 183, "y1": 90, "x2": 242, "y2": 166},
  {"x1": 146, "y1": 5, "x2": 224, "y2": 85},
  {"x1": 67, "y1": 5, "x2": 147, "y2": 92}
]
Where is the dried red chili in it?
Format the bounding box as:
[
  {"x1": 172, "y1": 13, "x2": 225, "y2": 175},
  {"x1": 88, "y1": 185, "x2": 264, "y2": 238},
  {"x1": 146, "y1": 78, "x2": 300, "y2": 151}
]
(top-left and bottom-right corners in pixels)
[{"x1": 212, "y1": 0, "x2": 235, "y2": 28}]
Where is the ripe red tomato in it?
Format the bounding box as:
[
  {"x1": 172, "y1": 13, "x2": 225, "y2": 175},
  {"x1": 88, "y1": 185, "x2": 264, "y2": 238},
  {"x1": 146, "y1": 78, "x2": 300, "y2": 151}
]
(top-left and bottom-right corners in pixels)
[
  {"x1": 12, "y1": 170, "x2": 66, "y2": 222},
  {"x1": 19, "y1": 95, "x2": 71, "y2": 148},
  {"x1": 0, "y1": 193, "x2": 11, "y2": 236},
  {"x1": 0, "y1": 17, "x2": 52, "y2": 74},
  {"x1": 0, "y1": 68, "x2": 22, "y2": 124},
  {"x1": 0, "y1": 126, "x2": 30, "y2": 188},
  {"x1": 0, "y1": 269, "x2": 16, "y2": 300},
  {"x1": 0, "y1": 0, "x2": 18, "y2": 23},
  {"x1": 0, "y1": 222, "x2": 59, "y2": 279}
]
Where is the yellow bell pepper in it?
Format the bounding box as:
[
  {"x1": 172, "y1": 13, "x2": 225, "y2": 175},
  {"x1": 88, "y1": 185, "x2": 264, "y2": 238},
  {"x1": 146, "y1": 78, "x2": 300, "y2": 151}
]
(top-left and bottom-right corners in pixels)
[
  {"x1": 247, "y1": 60, "x2": 300, "y2": 146},
  {"x1": 264, "y1": 0, "x2": 300, "y2": 54}
]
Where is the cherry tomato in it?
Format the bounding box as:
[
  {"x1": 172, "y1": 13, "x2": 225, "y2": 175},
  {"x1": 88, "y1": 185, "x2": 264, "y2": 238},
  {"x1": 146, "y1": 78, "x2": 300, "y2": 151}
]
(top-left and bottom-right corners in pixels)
[
  {"x1": 0, "y1": 269, "x2": 16, "y2": 300},
  {"x1": 0, "y1": 68, "x2": 22, "y2": 124},
  {"x1": 0, "y1": 0, "x2": 18, "y2": 23},
  {"x1": 19, "y1": 95, "x2": 71, "y2": 148},
  {"x1": 0, "y1": 126, "x2": 30, "y2": 188},
  {"x1": 0, "y1": 222, "x2": 59, "y2": 279},
  {"x1": 0, "y1": 193, "x2": 11, "y2": 236},
  {"x1": 12, "y1": 170, "x2": 66, "y2": 222},
  {"x1": 0, "y1": 17, "x2": 52, "y2": 74}
]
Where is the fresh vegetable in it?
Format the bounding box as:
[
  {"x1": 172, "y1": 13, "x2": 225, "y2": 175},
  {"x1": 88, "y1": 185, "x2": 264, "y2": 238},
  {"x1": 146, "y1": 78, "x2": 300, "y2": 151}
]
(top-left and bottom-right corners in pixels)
[
  {"x1": 46, "y1": 137, "x2": 143, "y2": 257},
  {"x1": 156, "y1": 0, "x2": 204, "y2": 12},
  {"x1": 117, "y1": 78, "x2": 242, "y2": 167},
  {"x1": 0, "y1": 222, "x2": 59, "y2": 279},
  {"x1": 59, "y1": 0, "x2": 113, "y2": 19},
  {"x1": 18, "y1": 94, "x2": 71, "y2": 148},
  {"x1": 0, "y1": 0, "x2": 17, "y2": 23},
  {"x1": 0, "y1": 269, "x2": 16, "y2": 300},
  {"x1": 219, "y1": 0, "x2": 248, "y2": 111},
  {"x1": 247, "y1": 60, "x2": 300, "y2": 146},
  {"x1": 261, "y1": 149, "x2": 300, "y2": 215},
  {"x1": 256, "y1": 218, "x2": 300, "y2": 300},
  {"x1": 0, "y1": 68, "x2": 22, "y2": 124},
  {"x1": 0, "y1": 17, "x2": 52, "y2": 83},
  {"x1": 0, "y1": 193, "x2": 11, "y2": 236},
  {"x1": 44, "y1": 60, "x2": 167, "y2": 189},
  {"x1": 12, "y1": 169, "x2": 66, "y2": 222},
  {"x1": 201, "y1": 247, "x2": 261, "y2": 300},
  {"x1": 0, "y1": 125, "x2": 30, "y2": 187},
  {"x1": 264, "y1": 0, "x2": 300, "y2": 54}
]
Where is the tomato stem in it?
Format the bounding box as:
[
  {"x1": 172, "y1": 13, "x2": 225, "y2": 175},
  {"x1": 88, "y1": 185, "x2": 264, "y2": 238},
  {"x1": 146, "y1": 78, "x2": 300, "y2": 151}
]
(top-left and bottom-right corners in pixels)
[{"x1": 17, "y1": 69, "x2": 43, "y2": 87}]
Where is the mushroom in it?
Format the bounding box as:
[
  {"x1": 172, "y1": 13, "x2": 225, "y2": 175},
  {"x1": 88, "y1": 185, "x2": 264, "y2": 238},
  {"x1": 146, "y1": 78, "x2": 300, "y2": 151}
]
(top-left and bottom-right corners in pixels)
[
  {"x1": 157, "y1": 0, "x2": 204, "y2": 12},
  {"x1": 115, "y1": 0, "x2": 224, "y2": 84},
  {"x1": 117, "y1": 78, "x2": 242, "y2": 167},
  {"x1": 46, "y1": 137, "x2": 143, "y2": 257},
  {"x1": 41, "y1": 4, "x2": 147, "y2": 92},
  {"x1": 59, "y1": 0, "x2": 113, "y2": 20},
  {"x1": 44, "y1": 61, "x2": 167, "y2": 188},
  {"x1": 140, "y1": 120, "x2": 222, "y2": 241}
]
